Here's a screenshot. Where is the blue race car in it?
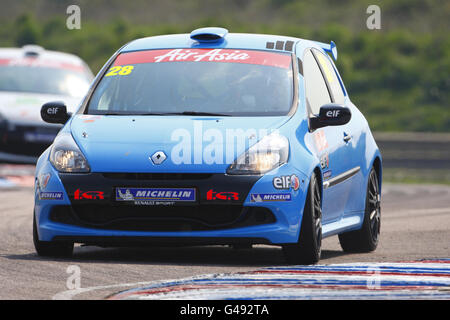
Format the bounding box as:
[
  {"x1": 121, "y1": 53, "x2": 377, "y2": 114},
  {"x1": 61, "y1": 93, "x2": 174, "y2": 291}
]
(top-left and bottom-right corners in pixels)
[{"x1": 33, "y1": 28, "x2": 382, "y2": 264}]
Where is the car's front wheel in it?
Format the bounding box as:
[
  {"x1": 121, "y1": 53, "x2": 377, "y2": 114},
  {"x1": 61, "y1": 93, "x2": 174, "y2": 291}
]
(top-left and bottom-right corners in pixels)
[
  {"x1": 338, "y1": 167, "x2": 381, "y2": 252},
  {"x1": 282, "y1": 173, "x2": 322, "y2": 265},
  {"x1": 33, "y1": 212, "x2": 73, "y2": 257}
]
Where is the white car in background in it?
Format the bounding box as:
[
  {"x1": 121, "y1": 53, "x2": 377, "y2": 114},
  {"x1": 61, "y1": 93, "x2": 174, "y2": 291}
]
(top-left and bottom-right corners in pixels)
[{"x1": 0, "y1": 45, "x2": 93, "y2": 163}]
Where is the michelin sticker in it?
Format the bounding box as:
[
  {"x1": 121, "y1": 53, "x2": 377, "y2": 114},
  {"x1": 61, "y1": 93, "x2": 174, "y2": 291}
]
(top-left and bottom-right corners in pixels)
[
  {"x1": 39, "y1": 192, "x2": 64, "y2": 200},
  {"x1": 250, "y1": 193, "x2": 291, "y2": 202},
  {"x1": 116, "y1": 187, "x2": 196, "y2": 205}
]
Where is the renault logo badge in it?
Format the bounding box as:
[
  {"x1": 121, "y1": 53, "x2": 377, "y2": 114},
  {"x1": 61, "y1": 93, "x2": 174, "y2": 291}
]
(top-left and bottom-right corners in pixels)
[{"x1": 150, "y1": 151, "x2": 166, "y2": 165}]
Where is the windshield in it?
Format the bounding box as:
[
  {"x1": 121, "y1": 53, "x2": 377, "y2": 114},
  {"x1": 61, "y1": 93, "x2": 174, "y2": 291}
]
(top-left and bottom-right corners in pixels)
[
  {"x1": 87, "y1": 48, "x2": 294, "y2": 116},
  {"x1": 0, "y1": 58, "x2": 92, "y2": 97}
]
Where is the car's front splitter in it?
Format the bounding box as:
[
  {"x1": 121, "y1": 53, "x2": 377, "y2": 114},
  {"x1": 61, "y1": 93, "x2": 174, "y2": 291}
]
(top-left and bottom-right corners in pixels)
[{"x1": 35, "y1": 164, "x2": 309, "y2": 245}]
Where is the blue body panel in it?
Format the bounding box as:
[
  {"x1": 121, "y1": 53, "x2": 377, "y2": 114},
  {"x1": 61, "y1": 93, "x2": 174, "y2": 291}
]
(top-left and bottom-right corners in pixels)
[
  {"x1": 70, "y1": 115, "x2": 290, "y2": 173},
  {"x1": 34, "y1": 31, "x2": 382, "y2": 245}
]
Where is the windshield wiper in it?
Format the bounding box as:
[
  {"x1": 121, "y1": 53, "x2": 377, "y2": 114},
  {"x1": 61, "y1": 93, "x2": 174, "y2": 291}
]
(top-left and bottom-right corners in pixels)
[
  {"x1": 100, "y1": 111, "x2": 231, "y2": 116},
  {"x1": 102, "y1": 112, "x2": 128, "y2": 115},
  {"x1": 176, "y1": 111, "x2": 231, "y2": 116},
  {"x1": 102, "y1": 112, "x2": 171, "y2": 116}
]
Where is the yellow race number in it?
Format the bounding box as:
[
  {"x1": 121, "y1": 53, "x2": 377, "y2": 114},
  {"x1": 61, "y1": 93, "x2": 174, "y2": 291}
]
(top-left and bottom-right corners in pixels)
[{"x1": 105, "y1": 65, "x2": 134, "y2": 77}]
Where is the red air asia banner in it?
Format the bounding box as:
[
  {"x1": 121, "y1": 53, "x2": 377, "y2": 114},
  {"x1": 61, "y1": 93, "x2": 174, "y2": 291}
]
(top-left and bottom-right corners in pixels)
[{"x1": 113, "y1": 49, "x2": 292, "y2": 69}]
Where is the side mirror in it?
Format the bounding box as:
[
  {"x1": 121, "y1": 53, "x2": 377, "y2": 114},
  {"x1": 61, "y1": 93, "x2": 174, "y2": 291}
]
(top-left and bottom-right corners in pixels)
[
  {"x1": 310, "y1": 104, "x2": 351, "y2": 130},
  {"x1": 41, "y1": 102, "x2": 72, "y2": 124}
]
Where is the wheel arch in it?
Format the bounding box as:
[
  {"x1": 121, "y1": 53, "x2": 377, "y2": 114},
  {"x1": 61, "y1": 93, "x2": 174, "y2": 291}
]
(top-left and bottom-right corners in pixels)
[
  {"x1": 293, "y1": 165, "x2": 322, "y2": 242},
  {"x1": 313, "y1": 166, "x2": 323, "y2": 203},
  {"x1": 371, "y1": 155, "x2": 383, "y2": 190}
]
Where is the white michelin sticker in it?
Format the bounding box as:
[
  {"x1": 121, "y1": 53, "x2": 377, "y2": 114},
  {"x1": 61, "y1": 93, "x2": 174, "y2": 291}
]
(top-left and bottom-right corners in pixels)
[{"x1": 250, "y1": 193, "x2": 291, "y2": 202}]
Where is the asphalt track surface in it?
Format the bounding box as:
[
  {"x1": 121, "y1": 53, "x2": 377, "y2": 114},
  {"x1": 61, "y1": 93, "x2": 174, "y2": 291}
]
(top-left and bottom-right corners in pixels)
[{"x1": 0, "y1": 164, "x2": 449, "y2": 300}]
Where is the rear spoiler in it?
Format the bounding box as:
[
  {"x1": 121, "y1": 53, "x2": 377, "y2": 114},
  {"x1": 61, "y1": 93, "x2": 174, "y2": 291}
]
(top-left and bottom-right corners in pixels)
[{"x1": 317, "y1": 41, "x2": 337, "y2": 61}]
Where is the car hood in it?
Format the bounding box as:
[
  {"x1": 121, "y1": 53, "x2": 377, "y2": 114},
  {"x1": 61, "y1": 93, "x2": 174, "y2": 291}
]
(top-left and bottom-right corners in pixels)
[
  {"x1": 71, "y1": 114, "x2": 290, "y2": 173},
  {"x1": 0, "y1": 91, "x2": 81, "y2": 126}
]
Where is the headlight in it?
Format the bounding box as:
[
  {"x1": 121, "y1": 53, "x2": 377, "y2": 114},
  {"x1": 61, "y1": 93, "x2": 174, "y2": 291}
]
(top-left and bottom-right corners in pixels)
[
  {"x1": 50, "y1": 133, "x2": 90, "y2": 173},
  {"x1": 227, "y1": 132, "x2": 289, "y2": 175}
]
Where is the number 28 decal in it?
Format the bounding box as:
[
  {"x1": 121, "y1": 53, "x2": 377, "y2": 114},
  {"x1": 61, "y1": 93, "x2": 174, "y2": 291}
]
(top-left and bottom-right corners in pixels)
[{"x1": 105, "y1": 65, "x2": 134, "y2": 77}]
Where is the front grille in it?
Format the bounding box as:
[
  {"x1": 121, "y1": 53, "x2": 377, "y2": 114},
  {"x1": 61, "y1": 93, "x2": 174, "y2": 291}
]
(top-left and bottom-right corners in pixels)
[{"x1": 50, "y1": 205, "x2": 276, "y2": 232}]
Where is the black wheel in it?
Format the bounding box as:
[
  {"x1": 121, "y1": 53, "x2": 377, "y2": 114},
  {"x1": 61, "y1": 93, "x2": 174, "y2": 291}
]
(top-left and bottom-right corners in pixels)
[
  {"x1": 338, "y1": 167, "x2": 381, "y2": 252},
  {"x1": 33, "y1": 212, "x2": 73, "y2": 257},
  {"x1": 282, "y1": 173, "x2": 322, "y2": 265}
]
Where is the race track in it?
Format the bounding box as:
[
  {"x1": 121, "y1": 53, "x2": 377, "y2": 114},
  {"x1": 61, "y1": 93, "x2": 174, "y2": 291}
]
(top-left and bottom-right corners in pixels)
[{"x1": 0, "y1": 164, "x2": 449, "y2": 300}]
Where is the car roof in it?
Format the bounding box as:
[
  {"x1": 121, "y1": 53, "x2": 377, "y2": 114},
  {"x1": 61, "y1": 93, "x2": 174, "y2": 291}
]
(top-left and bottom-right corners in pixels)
[
  {"x1": 0, "y1": 45, "x2": 90, "y2": 68},
  {"x1": 122, "y1": 32, "x2": 313, "y2": 54}
]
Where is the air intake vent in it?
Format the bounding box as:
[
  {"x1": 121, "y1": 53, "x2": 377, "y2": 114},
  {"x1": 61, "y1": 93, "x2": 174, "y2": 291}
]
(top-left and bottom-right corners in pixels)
[
  {"x1": 190, "y1": 27, "x2": 228, "y2": 43},
  {"x1": 22, "y1": 44, "x2": 44, "y2": 57}
]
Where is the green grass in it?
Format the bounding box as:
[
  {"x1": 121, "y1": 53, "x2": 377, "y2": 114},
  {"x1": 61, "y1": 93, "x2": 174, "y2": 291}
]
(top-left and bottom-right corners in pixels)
[{"x1": 0, "y1": 1, "x2": 449, "y2": 133}]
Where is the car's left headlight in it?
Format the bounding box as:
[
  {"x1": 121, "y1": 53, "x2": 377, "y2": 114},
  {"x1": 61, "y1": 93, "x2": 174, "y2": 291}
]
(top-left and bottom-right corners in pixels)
[
  {"x1": 226, "y1": 132, "x2": 289, "y2": 175},
  {"x1": 50, "y1": 132, "x2": 90, "y2": 173}
]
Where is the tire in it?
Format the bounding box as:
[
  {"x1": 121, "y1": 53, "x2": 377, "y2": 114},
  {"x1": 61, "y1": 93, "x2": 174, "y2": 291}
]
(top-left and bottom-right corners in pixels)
[
  {"x1": 282, "y1": 173, "x2": 322, "y2": 265},
  {"x1": 33, "y1": 212, "x2": 73, "y2": 257},
  {"x1": 338, "y1": 167, "x2": 381, "y2": 252}
]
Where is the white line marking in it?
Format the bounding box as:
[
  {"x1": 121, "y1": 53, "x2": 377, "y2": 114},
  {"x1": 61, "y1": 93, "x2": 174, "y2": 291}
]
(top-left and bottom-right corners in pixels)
[{"x1": 52, "y1": 280, "x2": 168, "y2": 300}]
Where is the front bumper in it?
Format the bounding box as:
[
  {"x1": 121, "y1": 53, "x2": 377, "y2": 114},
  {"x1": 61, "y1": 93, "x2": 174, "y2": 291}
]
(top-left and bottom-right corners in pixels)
[{"x1": 34, "y1": 162, "x2": 309, "y2": 245}]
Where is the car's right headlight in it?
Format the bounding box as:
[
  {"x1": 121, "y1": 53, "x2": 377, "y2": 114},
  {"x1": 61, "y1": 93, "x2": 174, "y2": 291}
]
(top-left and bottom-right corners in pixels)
[
  {"x1": 226, "y1": 132, "x2": 289, "y2": 175},
  {"x1": 49, "y1": 132, "x2": 90, "y2": 173}
]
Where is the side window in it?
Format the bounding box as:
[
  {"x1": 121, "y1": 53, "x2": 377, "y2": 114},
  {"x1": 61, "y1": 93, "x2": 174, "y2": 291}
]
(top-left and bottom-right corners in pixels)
[
  {"x1": 328, "y1": 56, "x2": 347, "y2": 98},
  {"x1": 313, "y1": 49, "x2": 345, "y2": 104},
  {"x1": 303, "y1": 49, "x2": 331, "y2": 116}
]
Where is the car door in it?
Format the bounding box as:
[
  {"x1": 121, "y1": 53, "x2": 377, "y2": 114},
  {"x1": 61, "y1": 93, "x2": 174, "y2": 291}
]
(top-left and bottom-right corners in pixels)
[
  {"x1": 314, "y1": 51, "x2": 366, "y2": 216},
  {"x1": 303, "y1": 48, "x2": 354, "y2": 223},
  {"x1": 317, "y1": 50, "x2": 367, "y2": 216}
]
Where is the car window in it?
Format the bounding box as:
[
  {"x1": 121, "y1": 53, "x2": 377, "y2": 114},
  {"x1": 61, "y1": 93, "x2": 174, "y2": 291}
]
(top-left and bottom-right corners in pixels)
[
  {"x1": 0, "y1": 58, "x2": 92, "y2": 97},
  {"x1": 303, "y1": 49, "x2": 331, "y2": 116},
  {"x1": 312, "y1": 49, "x2": 345, "y2": 104},
  {"x1": 87, "y1": 49, "x2": 294, "y2": 116}
]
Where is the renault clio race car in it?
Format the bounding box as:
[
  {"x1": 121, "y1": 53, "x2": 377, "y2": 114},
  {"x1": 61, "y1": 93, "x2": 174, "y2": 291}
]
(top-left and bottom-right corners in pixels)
[
  {"x1": 0, "y1": 45, "x2": 93, "y2": 163},
  {"x1": 33, "y1": 28, "x2": 382, "y2": 264}
]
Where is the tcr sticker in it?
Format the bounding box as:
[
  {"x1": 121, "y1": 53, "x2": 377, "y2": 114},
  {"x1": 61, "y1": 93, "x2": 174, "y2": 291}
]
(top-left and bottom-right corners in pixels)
[
  {"x1": 74, "y1": 189, "x2": 105, "y2": 200},
  {"x1": 206, "y1": 189, "x2": 239, "y2": 201}
]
